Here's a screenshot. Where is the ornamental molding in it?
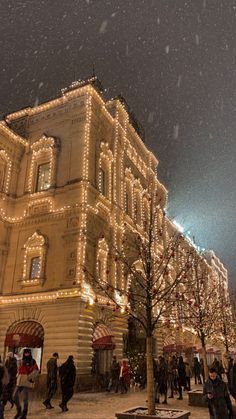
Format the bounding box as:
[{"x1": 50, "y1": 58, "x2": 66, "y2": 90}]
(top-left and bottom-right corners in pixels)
[{"x1": 31, "y1": 134, "x2": 60, "y2": 152}]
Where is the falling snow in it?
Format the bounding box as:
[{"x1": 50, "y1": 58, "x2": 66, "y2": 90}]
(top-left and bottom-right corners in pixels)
[
  {"x1": 173, "y1": 124, "x2": 179, "y2": 140},
  {"x1": 177, "y1": 75, "x2": 182, "y2": 88},
  {"x1": 99, "y1": 20, "x2": 108, "y2": 34},
  {"x1": 0, "y1": 0, "x2": 235, "y2": 282},
  {"x1": 195, "y1": 34, "x2": 200, "y2": 45}
]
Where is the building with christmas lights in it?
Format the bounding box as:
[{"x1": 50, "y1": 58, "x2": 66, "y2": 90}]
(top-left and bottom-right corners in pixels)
[{"x1": 0, "y1": 77, "x2": 232, "y2": 388}]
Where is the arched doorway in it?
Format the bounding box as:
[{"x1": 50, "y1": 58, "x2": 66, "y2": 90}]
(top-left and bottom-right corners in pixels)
[
  {"x1": 91, "y1": 323, "x2": 115, "y2": 388},
  {"x1": 5, "y1": 321, "x2": 44, "y2": 368}
]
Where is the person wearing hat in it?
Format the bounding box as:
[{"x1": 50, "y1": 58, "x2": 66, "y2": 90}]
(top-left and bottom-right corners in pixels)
[
  {"x1": 59, "y1": 355, "x2": 76, "y2": 412},
  {"x1": 42, "y1": 352, "x2": 59, "y2": 409},
  {"x1": 203, "y1": 366, "x2": 233, "y2": 419},
  {"x1": 13, "y1": 348, "x2": 39, "y2": 419}
]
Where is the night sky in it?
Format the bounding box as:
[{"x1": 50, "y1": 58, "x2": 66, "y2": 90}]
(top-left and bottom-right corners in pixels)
[{"x1": 0, "y1": 0, "x2": 236, "y2": 283}]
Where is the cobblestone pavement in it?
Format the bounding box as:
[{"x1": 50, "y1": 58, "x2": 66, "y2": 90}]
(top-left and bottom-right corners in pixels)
[{"x1": 3, "y1": 384, "x2": 226, "y2": 419}]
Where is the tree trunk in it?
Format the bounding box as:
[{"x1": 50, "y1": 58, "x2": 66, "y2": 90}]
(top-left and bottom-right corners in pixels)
[
  {"x1": 201, "y1": 341, "x2": 208, "y2": 381},
  {"x1": 146, "y1": 336, "x2": 155, "y2": 415}
]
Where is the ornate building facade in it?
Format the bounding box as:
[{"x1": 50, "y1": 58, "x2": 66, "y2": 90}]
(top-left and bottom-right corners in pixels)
[
  {"x1": 0, "y1": 78, "x2": 168, "y2": 386},
  {"x1": 0, "y1": 77, "x2": 231, "y2": 387}
]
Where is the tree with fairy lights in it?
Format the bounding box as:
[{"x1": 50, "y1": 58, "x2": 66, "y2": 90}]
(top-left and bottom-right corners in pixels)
[
  {"x1": 214, "y1": 287, "x2": 236, "y2": 354},
  {"x1": 177, "y1": 251, "x2": 221, "y2": 381},
  {"x1": 83, "y1": 196, "x2": 195, "y2": 416}
]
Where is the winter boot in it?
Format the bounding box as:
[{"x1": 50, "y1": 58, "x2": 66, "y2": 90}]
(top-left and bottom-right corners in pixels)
[
  {"x1": 59, "y1": 402, "x2": 65, "y2": 411},
  {"x1": 19, "y1": 408, "x2": 28, "y2": 419},
  {"x1": 43, "y1": 400, "x2": 53, "y2": 409}
]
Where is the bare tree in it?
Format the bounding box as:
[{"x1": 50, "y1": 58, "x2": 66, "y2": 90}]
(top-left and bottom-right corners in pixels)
[
  {"x1": 178, "y1": 251, "x2": 221, "y2": 380},
  {"x1": 215, "y1": 288, "x2": 236, "y2": 354},
  {"x1": 83, "y1": 202, "x2": 194, "y2": 415}
]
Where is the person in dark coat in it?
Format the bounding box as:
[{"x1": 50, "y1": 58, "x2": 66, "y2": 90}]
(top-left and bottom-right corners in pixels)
[
  {"x1": 158, "y1": 356, "x2": 168, "y2": 404},
  {"x1": 177, "y1": 356, "x2": 186, "y2": 400},
  {"x1": 59, "y1": 355, "x2": 76, "y2": 412},
  {"x1": 229, "y1": 359, "x2": 236, "y2": 400},
  {"x1": 168, "y1": 355, "x2": 178, "y2": 398},
  {"x1": 2, "y1": 352, "x2": 17, "y2": 409},
  {"x1": 203, "y1": 367, "x2": 233, "y2": 419},
  {"x1": 193, "y1": 357, "x2": 202, "y2": 384},
  {"x1": 227, "y1": 357, "x2": 234, "y2": 386},
  {"x1": 0, "y1": 361, "x2": 5, "y2": 419},
  {"x1": 107, "y1": 356, "x2": 120, "y2": 392},
  {"x1": 43, "y1": 352, "x2": 59, "y2": 409}
]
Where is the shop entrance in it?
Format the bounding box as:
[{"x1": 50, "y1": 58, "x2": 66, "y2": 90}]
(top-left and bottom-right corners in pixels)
[
  {"x1": 91, "y1": 323, "x2": 115, "y2": 389},
  {"x1": 5, "y1": 320, "x2": 44, "y2": 368}
]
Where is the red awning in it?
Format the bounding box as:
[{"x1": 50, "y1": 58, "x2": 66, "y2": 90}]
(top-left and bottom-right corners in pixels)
[
  {"x1": 5, "y1": 321, "x2": 44, "y2": 348},
  {"x1": 92, "y1": 323, "x2": 115, "y2": 350}
]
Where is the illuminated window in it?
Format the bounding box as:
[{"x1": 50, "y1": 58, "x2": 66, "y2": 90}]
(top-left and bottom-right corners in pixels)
[
  {"x1": 98, "y1": 167, "x2": 106, "y2": 196},
  {"x1": 97, "y1": 238, "x2": 109, "y2": 282},
  {"x1": 36, "y1": 163, "x2": 50, "y2": 192},
  {"x1": 22, "y1": 231, "x2": 48, "y2": 285},
  {"x1": 30, "y1": 257, "x2": 41, "y2": 279},
  {"x1": 125, "y1": 187, "x2": 132, "y2": 217}
]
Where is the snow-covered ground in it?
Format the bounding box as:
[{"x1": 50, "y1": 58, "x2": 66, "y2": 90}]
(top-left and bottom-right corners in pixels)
[{"x1": 4, "y1": 384, "x2": 211, "y2": 419}]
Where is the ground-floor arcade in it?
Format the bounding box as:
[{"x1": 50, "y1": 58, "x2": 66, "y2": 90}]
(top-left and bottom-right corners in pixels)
[{"x1": 0, "y1": 290, "x2": 127, "y2": 390}]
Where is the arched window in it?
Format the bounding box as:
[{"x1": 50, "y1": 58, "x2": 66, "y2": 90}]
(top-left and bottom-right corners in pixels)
[
  {"x1": 98, "y1": 142, "x2": 113, "y2": 200},
  {"x1": 27, "y1": 135, "x2": 60, "y2": 194},
  {"x1": 22, "y1": 231, "x2": 48, "y2": 285}
]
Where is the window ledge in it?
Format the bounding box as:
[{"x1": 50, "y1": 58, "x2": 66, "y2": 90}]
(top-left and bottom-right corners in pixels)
[{"x1": 21, "y1": 278, "x2": 45, "y2": 286}]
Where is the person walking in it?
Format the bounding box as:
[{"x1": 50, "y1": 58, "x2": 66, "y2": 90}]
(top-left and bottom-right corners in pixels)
[
  {"x1": 119, "y1": 359, "x2": 129, "y2": 394},
  {"x1": 193, "y1": 357, "x2": 202, "y2": 384},
  {"x1": 59, "y1": 355, "x2": 76, "y2": 412},
  {"x1": 43, "y1": 352, "x2": 59, "y2": 409},
  {"x1": 158, "y1": 356, "x2": 168, "y2": 404},
  {"x1": 107, "y1": 356, "x2": 120, "y2": 393},
  {"x1": 13, "y1": 348, "x2": 39, "y2": 419},
  {"x1": 203, "y1": 367, "x2": 233, "y2": 419},
  {"x1": 184, "y1": 361, "x2": 191, "y2": 391},
  {"x1": 229, "y1": 358, "x2": 236, "y2": 401},
  {"x1": 177, "y1": 356, "x2": 186, "y2": 400},
  {"x1": 2, "y1": 352, "x2": 17, "y2": 409},
  {"x1": 0, "y1": 360, "x2": 5, "y2": 419},
  {"x1": 168, "y1": 355, "x2": 178, "y2": 399},
  {"x1": 200, "y1": 358, "x2": 205, "y2": 383},
  {"x1": 227, "y1": 357, "x2": 234, "y2": 385}
]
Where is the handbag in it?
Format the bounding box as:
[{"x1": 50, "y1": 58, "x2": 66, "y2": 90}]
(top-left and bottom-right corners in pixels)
[{"x1": 16, "y1": 374, "x2": 35, "y2": 389}]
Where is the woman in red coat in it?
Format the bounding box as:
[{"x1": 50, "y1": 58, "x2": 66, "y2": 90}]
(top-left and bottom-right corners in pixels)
[
  {"x1": 119, "y1": 359, "x2": 129, "y2": 394},
  {"x1": 13, "y1": 348, "x2": 39, "y2": 419}
]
